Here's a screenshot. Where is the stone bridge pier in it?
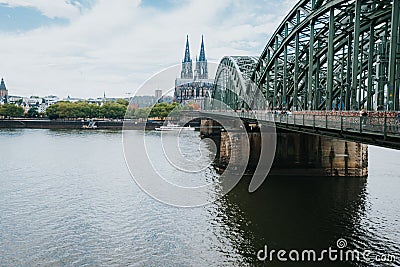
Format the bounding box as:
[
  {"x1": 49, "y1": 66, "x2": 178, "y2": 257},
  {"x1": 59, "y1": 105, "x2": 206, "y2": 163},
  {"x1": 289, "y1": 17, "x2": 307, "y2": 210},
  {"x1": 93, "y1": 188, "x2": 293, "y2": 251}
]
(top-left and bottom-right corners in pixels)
[{"x1": 200, "y1": 119, "x2": 368, "y2": 177}]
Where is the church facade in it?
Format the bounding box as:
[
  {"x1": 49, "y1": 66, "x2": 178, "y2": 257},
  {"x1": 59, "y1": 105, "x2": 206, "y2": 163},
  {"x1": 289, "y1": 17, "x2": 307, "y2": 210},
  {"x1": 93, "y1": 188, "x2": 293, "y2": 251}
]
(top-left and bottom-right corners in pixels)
[{"x1": 174, "y1": 35, "x2": 214, "y2": 107}]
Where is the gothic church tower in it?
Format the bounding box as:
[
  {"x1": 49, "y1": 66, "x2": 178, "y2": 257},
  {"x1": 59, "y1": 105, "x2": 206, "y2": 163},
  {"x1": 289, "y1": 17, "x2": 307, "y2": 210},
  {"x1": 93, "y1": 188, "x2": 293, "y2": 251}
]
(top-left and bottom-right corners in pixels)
[
  {"x1": 195, "y1": 35, "x2": 208, "y2": 80},
  {"x1": 181, "y1": 35, "x2": 193, "y2": 79}
]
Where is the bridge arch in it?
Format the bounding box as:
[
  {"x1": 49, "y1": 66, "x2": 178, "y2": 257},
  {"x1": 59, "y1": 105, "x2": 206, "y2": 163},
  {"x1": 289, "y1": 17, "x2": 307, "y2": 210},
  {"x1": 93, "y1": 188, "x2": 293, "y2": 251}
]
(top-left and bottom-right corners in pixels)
[
  {"x1": 208, "y1": 56, "x2": 259, "y2": 110},
  {"x1": 252, "y1": 0, "x2": 398, "y2": 111},
  {"x1": 209, "y1": 1, "x2": 399, "y2": 112}
]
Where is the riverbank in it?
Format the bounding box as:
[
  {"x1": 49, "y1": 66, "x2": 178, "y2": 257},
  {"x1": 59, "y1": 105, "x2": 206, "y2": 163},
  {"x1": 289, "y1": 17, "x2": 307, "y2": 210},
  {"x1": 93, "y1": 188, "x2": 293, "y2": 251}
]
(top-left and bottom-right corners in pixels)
[
  {"x1": 0, "y1": 119, "x2": 161, "y2": 130},
  {"x1": 0, "y1": 118, "x2": 201, "y2": 130}
]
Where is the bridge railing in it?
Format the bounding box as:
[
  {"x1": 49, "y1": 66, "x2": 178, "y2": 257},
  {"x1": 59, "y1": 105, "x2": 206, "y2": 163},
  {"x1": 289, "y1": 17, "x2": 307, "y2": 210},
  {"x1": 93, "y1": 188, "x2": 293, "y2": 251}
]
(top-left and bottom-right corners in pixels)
[
  {"x1": 279, "y1": 113, "x2": 400, "y2": 138},
  {"x1": 202, "y1": 110, "x2": 400, "y2": 138}
]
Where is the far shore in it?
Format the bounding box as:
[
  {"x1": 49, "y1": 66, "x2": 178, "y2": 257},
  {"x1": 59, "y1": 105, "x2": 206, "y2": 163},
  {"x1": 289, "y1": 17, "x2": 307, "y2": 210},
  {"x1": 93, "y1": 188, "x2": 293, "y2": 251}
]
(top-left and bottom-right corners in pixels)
[{"x1": 0, "y1": 118, "x2": 162, "y2": 130}]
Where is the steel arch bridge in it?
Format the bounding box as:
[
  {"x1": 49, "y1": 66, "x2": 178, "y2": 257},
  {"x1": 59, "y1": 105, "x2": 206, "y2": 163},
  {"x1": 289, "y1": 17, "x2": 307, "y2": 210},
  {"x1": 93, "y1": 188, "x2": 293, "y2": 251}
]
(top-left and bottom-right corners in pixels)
[
  {"x1": 206, "y1": 56, "x2": 259, "y2": 110},
  {"x1": 210, "y1": 0, "x2": 400, "y2": 112}
]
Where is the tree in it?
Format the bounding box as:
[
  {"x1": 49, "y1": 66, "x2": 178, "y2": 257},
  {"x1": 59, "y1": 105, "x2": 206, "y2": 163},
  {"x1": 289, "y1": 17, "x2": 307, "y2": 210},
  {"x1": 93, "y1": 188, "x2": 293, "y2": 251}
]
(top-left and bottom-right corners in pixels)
[
  {"x1": 169, "y1": 105, "x2": 183, "y2": 118},
  {"x1": 0, "y1": 104, "x2": 24, "y2": 118},
  {"x1": 45, "y1": 101, "x2": 128, "y2": 120},
  {"x1": 125, "y1": 106, "x2": 136, "y2": 119},
  {"x1": 148, "y1": 102, "x2": 182, "y2": 119},
  {"x1": 89, "y1": 104, "x2": 100, "y2": 118},
  {"x1": 27, "y1": 107, "x2": 39, "y2": 118},
  {"x1": 46, "y1": 104, "x2": 59, "y2": 120},
  {"x1": 135, "y1": 107, "x2": 150, "y2": 119},
  {"x1": 56, "y1": 102, "x2": 74, "y2": 119},
  {"x1": 100, "y1": 102, "x2": 126, "y2": 119},
  {"x1": 74, "y1": 101, "x2": 91, "y2": 118},
  {"x1": 116, "y1": 98, "x2": 129, "y2": 107},
  {"x1": 149, "y1": 103, "x2": 167, "y2": 118}
]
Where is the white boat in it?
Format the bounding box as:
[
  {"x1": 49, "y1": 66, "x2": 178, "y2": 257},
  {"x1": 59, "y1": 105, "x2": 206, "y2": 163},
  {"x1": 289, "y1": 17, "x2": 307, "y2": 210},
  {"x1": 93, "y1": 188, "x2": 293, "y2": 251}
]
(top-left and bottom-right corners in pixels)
[
  {"x1": 82, "y1": 121, "x2": 98, "y2": 129},
  {"x1": 155, "y1": 122, "x2": 194, "y2": 131}
]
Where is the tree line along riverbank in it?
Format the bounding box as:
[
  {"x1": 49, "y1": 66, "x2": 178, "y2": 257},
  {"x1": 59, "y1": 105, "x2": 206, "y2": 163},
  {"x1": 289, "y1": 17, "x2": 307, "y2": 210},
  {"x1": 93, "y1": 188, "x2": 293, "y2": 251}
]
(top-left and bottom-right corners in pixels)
[
  {"x1": 0, "y1": 101, "x2": 199, "y2": 130},
  {"x1": 0, "y1": 101, "x2": 196, "y2": 121}
]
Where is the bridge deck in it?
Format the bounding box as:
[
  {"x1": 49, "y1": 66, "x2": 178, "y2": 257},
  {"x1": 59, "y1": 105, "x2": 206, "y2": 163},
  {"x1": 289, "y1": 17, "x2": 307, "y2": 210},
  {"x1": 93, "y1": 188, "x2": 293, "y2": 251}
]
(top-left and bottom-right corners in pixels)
[{"x1": 199, "y1": 111, "x2": 400, "y2": 150}]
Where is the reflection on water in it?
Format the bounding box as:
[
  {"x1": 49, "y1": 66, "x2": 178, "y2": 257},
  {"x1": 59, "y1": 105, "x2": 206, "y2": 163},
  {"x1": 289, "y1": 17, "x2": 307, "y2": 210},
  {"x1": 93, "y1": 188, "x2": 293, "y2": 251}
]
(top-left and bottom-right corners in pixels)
[
  {"x1": 213, "y1": 145, "x2": 400, "y2": 267},
  {"x1": 214, "y1": 177, "x2": 368, "y2": 266},
  {"x1": 0, "y1": 129, "x2": 399, "y2": 266}
]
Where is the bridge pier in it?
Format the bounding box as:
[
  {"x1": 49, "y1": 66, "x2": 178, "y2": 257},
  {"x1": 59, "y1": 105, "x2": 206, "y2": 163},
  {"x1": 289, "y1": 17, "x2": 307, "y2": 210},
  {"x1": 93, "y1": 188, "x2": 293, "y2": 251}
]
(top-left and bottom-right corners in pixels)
[
  {"x1": 270, "y1": 130, "x2": 368, "y2": 177},
  {"x1": 200, "y1": 119, "x2": 368, "y2": 178}
]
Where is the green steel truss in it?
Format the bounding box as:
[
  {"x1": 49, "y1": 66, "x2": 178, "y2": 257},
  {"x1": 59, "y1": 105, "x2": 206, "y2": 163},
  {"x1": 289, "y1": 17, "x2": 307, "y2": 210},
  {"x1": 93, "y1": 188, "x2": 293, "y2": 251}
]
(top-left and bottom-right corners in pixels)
[
  {"x1": 211, "y1": 0, "x2": 400, "y2": 112},
  {"x1": 207, "y1": 56, "x2": 259, "y2": 110}
]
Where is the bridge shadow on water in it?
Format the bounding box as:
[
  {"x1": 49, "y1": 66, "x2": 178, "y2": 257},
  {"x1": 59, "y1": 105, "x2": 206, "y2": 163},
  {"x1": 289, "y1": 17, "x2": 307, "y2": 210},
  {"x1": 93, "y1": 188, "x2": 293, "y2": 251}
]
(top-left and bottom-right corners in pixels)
[{"x1": 213, "y1": 175, "x2": 372, "y2": 267}]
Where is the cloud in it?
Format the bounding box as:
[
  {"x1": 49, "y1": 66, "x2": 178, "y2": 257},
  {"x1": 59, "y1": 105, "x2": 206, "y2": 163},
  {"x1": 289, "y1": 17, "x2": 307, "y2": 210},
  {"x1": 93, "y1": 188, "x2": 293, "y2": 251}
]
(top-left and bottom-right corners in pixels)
[
  {"x1": 0, "y1": 0, "x2": 296, "y2": 98},
  {"x1": 0, "y1": 0, "x2": 82, "y2": 20}
]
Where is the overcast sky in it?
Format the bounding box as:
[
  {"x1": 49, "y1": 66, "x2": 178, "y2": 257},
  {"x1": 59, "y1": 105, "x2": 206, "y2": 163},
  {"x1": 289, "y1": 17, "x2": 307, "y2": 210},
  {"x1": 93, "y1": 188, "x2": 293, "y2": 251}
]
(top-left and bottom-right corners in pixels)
[{"x1": 0, "y1": 0, "x2": 297, "y2": 98}]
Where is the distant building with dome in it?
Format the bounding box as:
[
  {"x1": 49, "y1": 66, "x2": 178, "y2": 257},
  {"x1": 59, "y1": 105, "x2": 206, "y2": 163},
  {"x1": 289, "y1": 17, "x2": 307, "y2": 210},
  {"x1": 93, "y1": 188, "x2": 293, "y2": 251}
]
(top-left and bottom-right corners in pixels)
[
  {"x1": 0, "y1": 78, "x2": 8, "y2": 103},
  {"x1": 174, "y1": 35, "x2": 214, "y2": 107}
]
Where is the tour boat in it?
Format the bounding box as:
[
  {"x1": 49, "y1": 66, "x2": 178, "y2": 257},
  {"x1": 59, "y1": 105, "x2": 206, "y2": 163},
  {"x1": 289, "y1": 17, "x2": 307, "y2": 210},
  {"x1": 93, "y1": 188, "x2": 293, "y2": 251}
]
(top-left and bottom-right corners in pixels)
[{"x1": 155, "y1": 122, "x2": 194, "y2": 131}]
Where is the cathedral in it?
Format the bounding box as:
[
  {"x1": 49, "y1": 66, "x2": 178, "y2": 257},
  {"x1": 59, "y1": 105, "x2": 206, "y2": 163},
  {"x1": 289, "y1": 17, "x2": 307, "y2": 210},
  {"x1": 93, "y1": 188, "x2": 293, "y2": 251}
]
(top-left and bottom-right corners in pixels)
[
  {"x1": 174, "y1": 35, "x2": 214, "y2": 106},
  {"x1": 0, "y1": 78, "x2": 8, "y2": 103}
]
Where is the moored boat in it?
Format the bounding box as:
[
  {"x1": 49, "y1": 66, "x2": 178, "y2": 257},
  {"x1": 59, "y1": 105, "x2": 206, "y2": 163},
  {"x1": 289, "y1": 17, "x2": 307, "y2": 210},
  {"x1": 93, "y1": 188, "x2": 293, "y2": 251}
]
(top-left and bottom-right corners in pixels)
[
  {"x1": 155, "y1": 122, "x2": 194, "y2": 131},
  {"x1": 82, "y1": 121, "x2": 98, "y2": 129}
]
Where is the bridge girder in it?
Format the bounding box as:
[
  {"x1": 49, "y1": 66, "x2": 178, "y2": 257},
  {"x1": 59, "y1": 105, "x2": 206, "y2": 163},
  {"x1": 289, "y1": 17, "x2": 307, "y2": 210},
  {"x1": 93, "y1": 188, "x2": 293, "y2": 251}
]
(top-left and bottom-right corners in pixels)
[
  {"x1": 210, "y1": 0, "x2": 400, "y2": 112},
  {"x1": 207, "y1": 56, "x2": 259, "y2": 110},
  {"x1": 252, "y1": 0, "x2": 398, "y2": 111}
]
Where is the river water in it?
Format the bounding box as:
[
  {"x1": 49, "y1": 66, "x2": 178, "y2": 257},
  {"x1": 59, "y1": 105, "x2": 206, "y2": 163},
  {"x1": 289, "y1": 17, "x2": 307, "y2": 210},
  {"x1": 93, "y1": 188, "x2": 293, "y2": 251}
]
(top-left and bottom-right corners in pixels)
[{"x1": 0, "y1": 129, "x2": 399, "y2": 266}]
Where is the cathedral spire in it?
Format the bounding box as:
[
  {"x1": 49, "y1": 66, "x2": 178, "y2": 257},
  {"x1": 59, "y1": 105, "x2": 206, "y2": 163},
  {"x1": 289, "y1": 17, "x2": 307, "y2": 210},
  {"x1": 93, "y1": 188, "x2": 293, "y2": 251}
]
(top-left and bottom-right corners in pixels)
[
  {"x1": 199, "y1": 35, "x2": 206, "y2": 62},
  {"x1": 0, "y1": 78, "x2": 8, "y2": 102},
  {"x1": 183, "y1": 35, "x2": 192, "y2": 63},
  {"x1": 181, "y1": 35, "x2": 193, "y2": 79},
  {"x1": 195, "y1": 35, "x2": 208, "y2": 80},
  {"x1": 0, "y1": 78, "x2": 6, "y2": 90}
]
